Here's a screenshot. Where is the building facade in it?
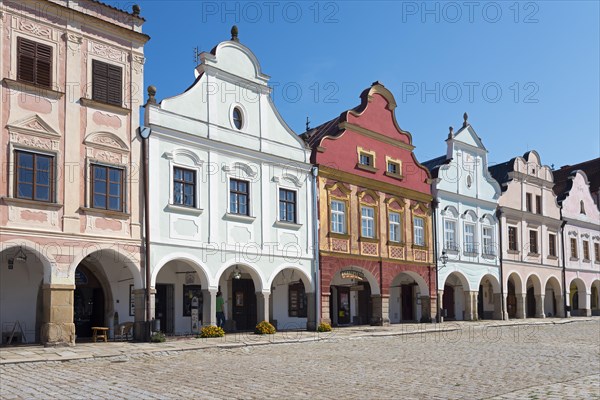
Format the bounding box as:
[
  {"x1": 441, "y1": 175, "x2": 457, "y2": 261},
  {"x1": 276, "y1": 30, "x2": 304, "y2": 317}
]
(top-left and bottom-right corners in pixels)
[
  {"x1": 424, "y1": 115, "x2": 502, "y2": 321},
  {"x1": 144, "y1": 28, "x2": 316, "y2": 334},
  {"x1": 553, "y1": 166, "x2": 600, "y2": 316},
  {"x1": 306, "y1": 82, "x2": 434, "y2": 326},
  {"x1": 0, "y1": 0, "x2": 148, "y2": 345},
  {"x1": 490, "y1": 151, "x2": 564, "y2": 319}
]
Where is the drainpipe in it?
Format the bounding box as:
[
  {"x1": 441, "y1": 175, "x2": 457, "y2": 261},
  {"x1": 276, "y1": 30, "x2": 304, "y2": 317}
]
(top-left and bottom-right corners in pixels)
[
  {"x1": 311, "y1": 166, "x2": 320, "y2": 327},
  {"x1": 560, "y1": 218, "x2": 568, "y2": 318},
  {"x1": 141, "y1": 131, "x2": 151, "y2": 325},
  {"x1": 431, "y1": 199, "x2": 440, "y2": 323},
  {"x1": 496, "y1": 208, "x2": 505, "y2": 320}
]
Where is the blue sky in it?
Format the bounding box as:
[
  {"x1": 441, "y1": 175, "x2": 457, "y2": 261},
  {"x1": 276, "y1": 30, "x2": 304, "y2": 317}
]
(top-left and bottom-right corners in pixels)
[{"x1": 127, "y1": 0, "x2": 598, "y2": 169}]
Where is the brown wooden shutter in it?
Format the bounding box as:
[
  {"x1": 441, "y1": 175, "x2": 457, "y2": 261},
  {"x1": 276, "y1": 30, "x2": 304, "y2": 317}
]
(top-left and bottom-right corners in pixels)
[
  {"x1": 92, "y1": 60, "x2": 122, "y2": 106},
  {"x1": 17, "y1": 37, "x2": 36, "y2": 84},
  {"x1": 107, "y1": 64, "x2": 122, "y2": 105},
  {"x1": 35, "y1": 42, "x2": 52, "y2": 88}
]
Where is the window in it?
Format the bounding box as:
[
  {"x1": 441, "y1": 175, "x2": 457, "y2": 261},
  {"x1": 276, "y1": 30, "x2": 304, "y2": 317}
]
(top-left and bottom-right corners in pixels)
[
  {"x1": 570, "y1": 238, "x2": 578, "y2": 259},
  {"x1": 229, "y1": 179, "x2": 249, "y2": 215},
  {"x1": 359, "y1": 153, "x2": 373, "y2": 167},
  {"x1": 464, "y1": 223, "x2": 475, "y2": 254},
  {"x1": 389, "y1": 212, "x2": 401, "y2": 243},
  {"x1": 482, "y1": 226, "x2": 494, "y2": 255},
  {"x1": 361, "y1": 206, "x2": 375, "y2": 238},
  {"x1": 91, "y1": 164, "x2": 124, "y2": 211},
  {"x1": 288, "y1": 282, "x2": 307, "y2": 318},
  {"x1": 526, "y1": 193, "x2": 533, "y2": 212},
  {"x1": 580, "y1": 201, "x2": 586, "y2": 215},
  {"x1": 92, "y1": 60, "x2": 122, "y2": 106},
  {"x1": 233, "y1": 107, "x2": 243, "y2": 130},
  {"x1": 583, "y1": 240, "x2": 590, "y2": 261},
  {"x1": 548, "y1": 234, "x2": 557, "y2": 257},
  {"x1": 444, "y1": 220, "x2": 457, "y2": 251},
  {"x1": 17, "y1": 37, "x2": 52, "y2": 88},
  {"x1": 387, "y1": 161, "x2": 400, "y2": 175},
  {"x1": 331, "y1": 200, "x2": 346, "y2": 234},
  {"x1": 413, "y1": 217, "x2": 425, "y2": 246},
  {"x1": 508, "y1": 226, "x2": 518, "y2": 251},
  {"x1": 173, "y1": 167, "x2": 196, "y2": 207},
  {"x1": 535, "y1": 195, "x2": 541, "y2": 214},
  {"x1": 529, "y1": 230, "x2": 538, "y2": 254},
  {"x1": 15, "y1": 150, "x2": 54, "y2": 202},
  {"x1": 594, "y1": 243, "x2": 600, "y2": 262},
  {"x1": 279, "y1": 189, "x2": 296, "y2": 223}
]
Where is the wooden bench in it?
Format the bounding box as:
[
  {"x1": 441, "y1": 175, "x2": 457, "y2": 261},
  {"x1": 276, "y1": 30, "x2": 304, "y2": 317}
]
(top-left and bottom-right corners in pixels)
[{"x1": 91, "y1": 327, "x2": 109, "y2": 343}]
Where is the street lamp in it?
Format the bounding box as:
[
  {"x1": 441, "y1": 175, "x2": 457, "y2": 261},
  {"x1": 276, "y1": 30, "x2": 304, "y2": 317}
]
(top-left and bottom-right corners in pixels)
[{"x1": 439, "y1": 250, "x2": 449, "y2": 269}]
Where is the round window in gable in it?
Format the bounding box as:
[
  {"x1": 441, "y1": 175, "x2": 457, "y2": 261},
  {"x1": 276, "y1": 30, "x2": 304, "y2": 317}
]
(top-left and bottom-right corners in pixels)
[
  {"x1": 232, "y1": 107, "x2": 243, "y2": 130},
  {"x1": 466, "y1": 174, "x2": 472, "y2": 188}
]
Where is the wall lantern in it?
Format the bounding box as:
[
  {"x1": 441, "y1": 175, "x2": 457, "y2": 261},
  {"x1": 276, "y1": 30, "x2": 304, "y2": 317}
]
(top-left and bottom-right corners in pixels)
[
  {"x1": 231, "y1": 266, "x2": 242, "y2": 280},
  {"x1": 8, "y1": 247, "x2": 27, "y2": 270},
  {"x1": 439, "y1": 250, "x2": 448, "y2": 269}
]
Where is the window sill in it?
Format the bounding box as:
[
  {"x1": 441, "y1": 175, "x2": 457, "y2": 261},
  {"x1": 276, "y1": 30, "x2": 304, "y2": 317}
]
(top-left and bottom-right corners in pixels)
[
  {"x1": 273, "y1": 220, "x2": 302, "y2": 230},
  {"x1": 384, "y1": 171, "x2": 404, "y2": 181},
  {"x1": 547, "y1": 255, "x2": 558, "y2": 260},
  {"x1": 356, "y1": 163, "x2": 378, "y2": 173},
  {"x1": 359, "y1": 236, "x2": 379, "y2": 243},
  {"x1": 328, "y1": 232, "x2": 350, "y2": 239},
  {"x1": 79, "y1": 207, "x2": 130, "y2": 219},
  {"x1": 165, "y1": 203, "x2": 203, "y2": 216},
  {"x1": 482, "y1": 254, "x2": 497, "y2": 260},
  {"x1": 443, "y1": 248, "x2": 459, "y2": 256},
  {"x1": 80, "y1": 98, "x2": 131, "y2": 115},
  {"x1": 387, "y1": 240, "x2": 404, "y2": 246},
  {"x1": 1, "y1": 196, "x2": 63, "y2": 210},
  {"x1": 464, "y1": 251, "x2": 478, "y2": 257},
  {"x1": 527, "y1": 252, "x2": 540, "y2": 257},
  {"x1": 223, "y1": 213, "x2": 256, "y2": 223},
  {"x1": 582, "y1": 259, "x2": 591, "y2": 263},
  {"x1": 507, "y1": 249, "x2": 520, "y2": 255},
  {"x1": 412, "y1": 244, "x2": 428, "y2": 250},
  {"x1": 4, "y1": 78, "x2": 64, "y2": 100},
  {"x1": 570, "y1": 257, "x2": 579, "y2": 261}
]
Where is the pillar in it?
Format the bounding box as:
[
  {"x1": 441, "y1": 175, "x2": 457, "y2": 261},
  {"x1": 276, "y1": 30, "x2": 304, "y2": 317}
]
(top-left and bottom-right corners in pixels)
[
  {"x1": 133, "y1": 287, "x2": 155, "y2": 341},
  {"x1": 555, "y1": 293, "x2": 565, "y2": 318},
  {"x1": 438, "y1": 290, "x2": 444, "y2": 322},
  {"x1": 202, "y1": 289, "x2": 217, "y2": 326},
  {"x1": 464, "y1": 291, "x2": 477, "y2": 321},
  {"x1": 584, "y1": 293, "x2": 592, "y2": 317},
  {"x1": 306, "y1": 292, "x2": 317, "y2": 330},
  {"x1": 515, "y1": 294, "x2": 526, "y2": 319},
  {"x1": 381, "y1": 294, "x2": 390, "y2": 325},
  {"x1": 321, "y1": 292, "x2": 331, "y2": 324},
  {"x1": 493, "y1": 293, "x2": 503, "y2": 320},
  {"x1": 420, "y1": 295, "x2": 431, "y2": 322},
  {"x1": 41, "y1": 284, "x2": 76, "y2": 346},
  {"x1": 256, "y1": 291, "x2": 270, "y2": 323},
  {"x1": 535, "y1": 294, "x2": 545, "y2": 318},
  {"x1": 370, "y1": 294, "x2": 384, "y2": 326}
]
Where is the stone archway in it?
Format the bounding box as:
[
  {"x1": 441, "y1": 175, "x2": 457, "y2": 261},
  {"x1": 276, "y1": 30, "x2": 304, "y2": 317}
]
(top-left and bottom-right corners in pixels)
[
  {"x1": 477, "y1": 274, "x2": 501, "y2": 320},
  {"x1": 506, "y1": 272, "x2": 524, "y2": 319},
  {"x1": 591, "y1": 280, "x2": 600, "y2": 316},
  {"x1": 569, "y1": 278, "x2": 588, "y2": 317},
  {"x1": 329, "y1": 267, "x2": 379, "y2": 326},
  {"x1": 441, "y1": 271, "x2": 470, "y2": 321},
  {"x1": 525, "y1": 274, "x2": 543, "y2": 318},
  {"x1": 389, "y1": 272, "x2": 429, "y2": 323},
  {"x1": 269, "y1": 267, "x2": 313, "y2": 330},
  {"x1": 544, "y1": 276, "x2": 563, "y2": 318}
]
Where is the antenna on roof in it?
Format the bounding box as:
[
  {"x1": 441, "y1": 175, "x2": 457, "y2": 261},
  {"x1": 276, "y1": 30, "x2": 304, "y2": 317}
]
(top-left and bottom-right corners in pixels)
[
  {"x1": 193, "y1": 47, "x2": 201, "y2": 65},
  {"x1": 306, "y1": 116, "x2": 311, "y2": 131}
]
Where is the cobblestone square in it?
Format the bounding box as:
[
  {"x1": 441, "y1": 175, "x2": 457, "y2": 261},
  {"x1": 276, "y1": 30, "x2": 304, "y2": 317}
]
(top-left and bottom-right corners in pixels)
[{"x1": 1, "y1": 320, "x2": 599, "y2": 399}]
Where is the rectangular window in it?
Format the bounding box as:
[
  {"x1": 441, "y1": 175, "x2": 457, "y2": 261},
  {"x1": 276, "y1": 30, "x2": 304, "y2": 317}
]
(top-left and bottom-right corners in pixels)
[
  {"x1": 483, "y1": 226, "x2": 494, "y2": 255},
  {"x1": 529, "y1": 230, "x2": 538, "y2": 254},
  {"x1": 594, "y1": 243, "x2": 600, "y2": 262},
  {"x1": 583, "y1": 240, "x2": 590, "y2": 260},
  {"x1": 444, "y1": 220, "x2": 457, "y2": 251},
  {"x1": 229, "y1": 178, "x2": 249, "y2": 216},
  {"x1": 331, "y1": 200, "x2": 346, "y2": 234},
  {"x1": 508, "y1": 226, "x2": 518, "y2": 251},
  {"x1": 17, "y1": 37, "x2": 52, "y2": 88},
  {"x1": 173, "y1": 167, "x2": 196, "y2": 207},
  {"x1": 279, "y1": 188, "x2": 297, "y2": 223},
  {"x1": 92, "y1": 60, "x2": 123, "y2": 106},
  {"x1": 359, "y1": 153, "x2": 373, "y2": 167},
  {"x1": 548, "y1": 233, "x2": 557, "y2": 257},
  {"x1": 91, "y1": 164, "x2": 124, "y2": 211},
  {"x1": 389, "y1": 212, "x2": 401, "y2": 243},
  {"x1": 361, "y1": 206, "x2": 375, "y2": 238},
  {"x1": 413, "y1": 217, "x2": 425, "y2": 246},
  {"x1": 387, "y1": 162, "x2": 398, "y2": 174},
  {"x1": 15, "y1": 150, "x2": 54, "y2": 202},
  {"x1": 464, "y1": 223, "x2": 475, "y2": 253},
  {"x1": 535, "y1": 195, "x2": 542, "y2": 214},
  {"x1": 526, "y1": 193, "x2": 533, "y2": 212},
  {"x1": 288, "y1": 282, "x2": 307, "y2": 318},
  {"x1": 570, "y1": 238, "x2": 578, "y2": 259}
]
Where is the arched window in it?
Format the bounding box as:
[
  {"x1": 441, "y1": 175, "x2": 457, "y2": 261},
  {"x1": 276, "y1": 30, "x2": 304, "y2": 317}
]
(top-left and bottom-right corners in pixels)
[
  {"x1": 232, "y1": 107, "x2": 243, "y2": 130},
  {"x1": 580, "y1": 200, "x2": 586, "y2": 215}
]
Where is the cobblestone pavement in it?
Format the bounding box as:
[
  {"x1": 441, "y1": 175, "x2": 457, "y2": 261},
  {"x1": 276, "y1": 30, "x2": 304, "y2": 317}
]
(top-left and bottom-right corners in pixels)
[{"x1": 1, "y1": 320, "x2": 599, "y2": 399}]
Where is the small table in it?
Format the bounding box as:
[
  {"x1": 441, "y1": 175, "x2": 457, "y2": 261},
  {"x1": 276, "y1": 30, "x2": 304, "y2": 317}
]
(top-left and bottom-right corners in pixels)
[{"x1": 91, "y1": 327, "x2": 109, "y2": 343}]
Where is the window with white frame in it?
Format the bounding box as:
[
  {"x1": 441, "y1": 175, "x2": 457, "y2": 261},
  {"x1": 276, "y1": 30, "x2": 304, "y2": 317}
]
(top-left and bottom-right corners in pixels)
[
  {"x1": 529, "y1": 230, "x2": 539, "y2": 254},
  {"x1": 361, "y1": 206, "x2": 375, "y2": 238},
  {"x1": 279, "y1": 188, "x2": 297, "y2": 223},
  {"x1": 330, "y1": 200, "x2": 346, "y2": 234},
  {"x1": 413, "y1": 216, "x2": 425, "y2": 246},
  {"x1": 482, "y1": 226, "x2": 494, "y2": 255},
  {"x1": 389, "y1": 212, "x2": 401, "y2": 243},
  {"x1": 173, "y1": 167, "x2": 196, "y2": 207},
  {"x1": 464, "y1": 223, "x2": 475, "y2": 253},
  {"x1": 229, "y1": 178, "x2": 249, "y2": 215},
  {"x1": 444, "y1": 219, "x2": 457, "y2": 251}
]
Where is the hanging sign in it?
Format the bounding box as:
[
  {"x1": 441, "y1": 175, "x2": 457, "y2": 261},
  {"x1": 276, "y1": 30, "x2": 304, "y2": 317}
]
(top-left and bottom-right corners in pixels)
[{"x1": 341, "y1": 270, "x2": 365, "y2": 281}]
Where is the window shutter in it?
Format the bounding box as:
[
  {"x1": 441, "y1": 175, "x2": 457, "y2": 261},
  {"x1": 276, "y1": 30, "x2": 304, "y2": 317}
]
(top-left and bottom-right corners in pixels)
[
  {"x1": 92, "y1": 60, "x2": 109, "y2": 103},
  {"x1": 17, "y1": 37, "x2": 36, "y2": 84},
  {"x1": 35, "y1": 43, "x2": 52, "y2": 88},
  {"x1": 107, "y1": 64, "x2": 122, "y2": 105}
]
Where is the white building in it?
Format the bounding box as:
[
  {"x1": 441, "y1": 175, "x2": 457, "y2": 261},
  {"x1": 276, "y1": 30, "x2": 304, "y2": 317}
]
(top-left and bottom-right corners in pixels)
[
  {"x1": 144, "y1": 27, "x2": 315, "y2": 334},
  {"x1": 424, "y1": 115, "x2": 502, "y2": 321}
]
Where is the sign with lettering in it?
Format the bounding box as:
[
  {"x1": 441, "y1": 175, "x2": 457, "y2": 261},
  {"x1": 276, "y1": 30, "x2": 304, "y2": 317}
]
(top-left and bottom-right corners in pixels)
[{"x1": 340, "y1": 270, "x2": 365, "y2": 281}]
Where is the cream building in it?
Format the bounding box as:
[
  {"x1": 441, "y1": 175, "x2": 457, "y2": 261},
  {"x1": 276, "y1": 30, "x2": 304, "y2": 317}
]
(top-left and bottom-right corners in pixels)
[
  {"x1": 0, "y1": 0, "x2": 148, "y2": 345},
  {"x1": 144, "y1": 27, "x2": 316, "y2": 334},
  {"x1": 490, "y1": 151, "x2": 564, "y2": 319}
]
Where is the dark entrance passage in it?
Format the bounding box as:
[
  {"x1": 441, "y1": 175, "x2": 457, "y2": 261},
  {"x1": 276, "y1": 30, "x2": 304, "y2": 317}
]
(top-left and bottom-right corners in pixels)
[
  {"x1": 232, "y1": 279, "x2": 257, "y2": 331},
  {"x1": 507, "y1": 280, "x2": 517, "y2": 318},
  {"x1": 74, "y1": 265, "x2": 105, "y2": 339},
  {"x1": 526, "y1": 286, "x2": 536, "y2": 317},
  {"x1": 356, "y1": 282, "x2": 372, "y2": 325},
  {"x1": 443, "y1": 284, "x2": 455, "y2": 320},
  {"x1": 156, "y1": 284, "x2": 174, "y2": 334},
  {"x1": 401, "y1": 284, "x2": 415, "y2": 321},
  {"x1": 478, "y1": 285, "x2": 485, "y2": 320},
  {"x1": 335, "y1": 286, "x2": 350, "y2": 325}
]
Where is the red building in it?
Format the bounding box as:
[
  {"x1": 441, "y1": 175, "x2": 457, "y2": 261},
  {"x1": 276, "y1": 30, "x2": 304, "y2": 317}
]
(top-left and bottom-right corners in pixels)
[{"x1": 306, "y1": 82, "x2": 435, "y2": 325}]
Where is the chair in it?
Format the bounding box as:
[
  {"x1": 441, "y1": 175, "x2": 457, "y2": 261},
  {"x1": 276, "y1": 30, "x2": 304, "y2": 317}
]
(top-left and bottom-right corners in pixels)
[{"x1": 114, "y1": 322, "x2": 134, "y2": 341}]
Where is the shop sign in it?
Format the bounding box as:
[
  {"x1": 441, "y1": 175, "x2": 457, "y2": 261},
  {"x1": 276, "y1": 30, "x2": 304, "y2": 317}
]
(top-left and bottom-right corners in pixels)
[{"x1": 341, "y1": 270, "x2": 365, "y2": 281}]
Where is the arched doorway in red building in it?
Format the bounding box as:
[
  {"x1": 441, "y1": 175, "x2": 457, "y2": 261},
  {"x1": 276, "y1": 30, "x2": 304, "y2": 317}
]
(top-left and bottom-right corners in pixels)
[
  {"x1": 329, "y1": 268, "x2": 378, "y2": 326},
  {"x1": 389, "y1": 272, "x2": 429, "y2": 323}
]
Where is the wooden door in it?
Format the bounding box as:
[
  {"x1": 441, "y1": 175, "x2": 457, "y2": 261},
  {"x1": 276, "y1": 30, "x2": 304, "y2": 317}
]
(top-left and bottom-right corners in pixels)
[
  {"x1": 526, "y1": 287, "x2": 536, "y2": 317},
  {"x1": 478, "y1": 285, "x2": 485, "y2": 320},
  {"x1": 443, "y1": 285, "x2": 455, "y2": 319},
  {"x1": 401, "y1": 285, "x2": 414, "y2": 321},
  {"x1": 507, "y1": 280, "x2": 517, "y2": 318},
  {"x1": 232, "y1": 279, "x2": 256, "y2": 331},
  {"x1": 357, "y1": 282, "x2": 372, "y2": 325}
]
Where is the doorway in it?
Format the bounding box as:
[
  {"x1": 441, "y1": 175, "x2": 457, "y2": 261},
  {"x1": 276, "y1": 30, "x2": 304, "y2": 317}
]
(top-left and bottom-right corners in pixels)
[
  {"x1": 73, "y1": 265, "x2": 105, "y2": 339},
  {"x1": 478, "y1": 285, "x2": 485, "y2": 320},
  {"x1": 155, "y1": 284, "x2": 174, "y2": 334},
  {"x1": 356, "y1": 282, "x2": 372, "y2": 325},
  {"x1": 526, "y1": 286, "x2": 536, "y2": 317},
  {"x1": 231, "y1": 279, "x2": 257, "y2": 331},
  {"x1": 507, "y1": 280, "x2": 517, "y2": 318},
  {"x1": 401, "y1": 284, "x2": 414, "y2": 321},
  {"x1": 336, "y1": 286, "x2": 350, "y2": 325},
  {"x1": 443, "y1": 285, "x2": 455, "y2": 320}
]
